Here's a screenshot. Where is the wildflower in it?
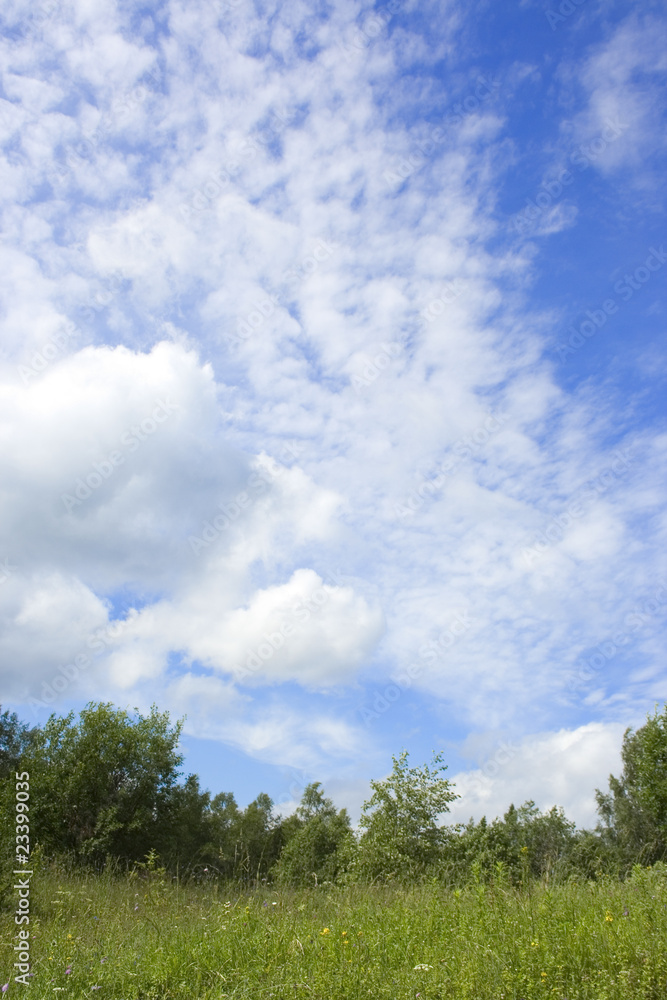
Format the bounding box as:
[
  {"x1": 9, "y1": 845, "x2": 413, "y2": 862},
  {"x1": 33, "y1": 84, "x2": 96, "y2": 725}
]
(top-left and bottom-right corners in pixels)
[
  {"x1": 541, "y1": 971, "x2": 547, "y2": 980},
  {"x1": 605, "y1": 911, "x2": 613, "y2": 923},
  {"x1": 414, "y1": 964, "x2": 433, "y2": 971},
  {"x1": 320, "y1": 928, "x2": 330, "y2": 936},
  {"x1": 1, "y1": 985, "x2": 8, "y2": 994},
  {"x1": 272, "y1": 901, "x2": 277, "y2": 906}
]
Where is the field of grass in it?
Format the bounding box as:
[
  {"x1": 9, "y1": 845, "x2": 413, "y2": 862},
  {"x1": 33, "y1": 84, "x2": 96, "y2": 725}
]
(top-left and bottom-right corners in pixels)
[{"x1": 1, "y1": 861, "x2": 666, "y2": 999}]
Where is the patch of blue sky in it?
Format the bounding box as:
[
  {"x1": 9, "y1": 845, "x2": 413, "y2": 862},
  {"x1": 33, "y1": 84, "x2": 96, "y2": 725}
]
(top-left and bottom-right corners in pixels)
[
  {"x1": 179, "y1": 731, "x2": 311, "y2": 810},
  {"x1": 103, "y1": 587, "x2": 164, "y2": 621}
]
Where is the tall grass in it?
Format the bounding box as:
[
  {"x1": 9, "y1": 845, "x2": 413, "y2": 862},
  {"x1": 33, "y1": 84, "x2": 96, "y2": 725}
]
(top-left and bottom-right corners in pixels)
[{"x1": 1, "y1": 860, "x2": 666, "y2": 999}]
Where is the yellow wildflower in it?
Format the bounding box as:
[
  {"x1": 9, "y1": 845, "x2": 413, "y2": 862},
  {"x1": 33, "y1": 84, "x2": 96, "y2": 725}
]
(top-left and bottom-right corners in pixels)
[
  {"x1": 320, "y1": 927, "x2": 330, "y2": 936},
  {"x1": 605, "y1": 911, "x2": 613, "y2": 923}
]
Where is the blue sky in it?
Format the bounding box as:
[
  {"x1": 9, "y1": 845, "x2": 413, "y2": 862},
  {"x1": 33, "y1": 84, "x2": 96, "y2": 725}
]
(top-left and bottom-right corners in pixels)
[{"x1": 1, "y1": 0, "x2": 665, "y2": 827}]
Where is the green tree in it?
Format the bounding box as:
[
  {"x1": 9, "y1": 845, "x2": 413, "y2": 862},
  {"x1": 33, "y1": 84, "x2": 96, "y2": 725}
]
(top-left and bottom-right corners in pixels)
[
  {"x1": 159, "y1": 773, "x2": 212, "y2": 872},
  {"x1": 22, "y1": 702, "x2": 186, "y2": 864},
  {"x1": 0, "y1": 706, "x2": 36, "y2": 779},
  {"x1": 595, "y1": 703, "x2": 667, "y2": 868},
  {"x1": 355, "y1": 750, "x2": 458, "y2": 882},
  {"x1": 442, "y1": 802, "x2": 576, "y2": 885},
  {"x1": 273, "y1": 782, "x2": 355, "y2": 886},
  {"x1": 230, "y1": 792, "x2": 284, "y2": 884}
]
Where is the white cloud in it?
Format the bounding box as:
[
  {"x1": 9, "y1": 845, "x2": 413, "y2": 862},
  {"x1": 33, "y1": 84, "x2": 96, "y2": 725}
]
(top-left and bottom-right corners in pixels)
[
  {"x1": 448, "y1": 722, "x2": 628, "y2": 828},
  {"x1": 568, "y1": 13, "x2": 667, "y2": 173},
  {"x1": 0, "y1": 0, "x2": 664, "y2": 782}
]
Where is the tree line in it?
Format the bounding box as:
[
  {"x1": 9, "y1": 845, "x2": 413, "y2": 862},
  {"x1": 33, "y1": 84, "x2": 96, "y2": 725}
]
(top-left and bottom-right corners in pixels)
[{"x1": 1, "y1": 701, "x2": 665, "y2": 899}]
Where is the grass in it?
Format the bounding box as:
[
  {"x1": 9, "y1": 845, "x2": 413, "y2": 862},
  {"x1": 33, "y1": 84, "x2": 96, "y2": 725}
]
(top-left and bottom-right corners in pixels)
[{"x1": 1, "y1": 862, "x2": 666, "y2": 999}]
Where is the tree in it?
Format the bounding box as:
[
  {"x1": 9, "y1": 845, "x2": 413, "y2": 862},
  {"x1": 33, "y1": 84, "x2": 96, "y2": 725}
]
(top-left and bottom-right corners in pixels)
[
  {"x1": 22, "y1": 702, "x2": 186, "y2": 864},
  {"x1": 442, "y1": 802, "x2": 577, "y2": 885},
  {"x1": 273, "y1": 782, "x2": 355, "y2": 886},
  {"x1": 595, "y1": 703, "x2": 667, "y2": 868},
  {"x1": 0, "y1": 706, "x2": 36, "y2": 779},
  {"x1": 355, "y1": 750, "x2": 458, "y2": 882},
  {"x1": 231, "y1": 793, "x2": 284, "y2": 884}
]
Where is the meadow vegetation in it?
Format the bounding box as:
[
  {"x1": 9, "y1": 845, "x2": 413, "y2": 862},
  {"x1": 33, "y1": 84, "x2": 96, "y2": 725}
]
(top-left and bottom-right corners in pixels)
[
  {"x1": 1, "y1": 857, "x2": 666, "y2": 999},
  {"x1": 1, "y1": 702, "x2": 666, "y2": 997}
]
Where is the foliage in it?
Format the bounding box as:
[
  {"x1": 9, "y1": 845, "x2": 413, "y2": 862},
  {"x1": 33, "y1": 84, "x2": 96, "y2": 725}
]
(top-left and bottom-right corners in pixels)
[
  {"x1": 2, "y1": 860, "x2": 666, "y2": 998},
  {"x1": 273, "y1": 782, "x2": 355, "y2": 886},
  {"x1": 14, "y1": 702, "x2": 186, "y2": 864},
  {"x1": 596, "y1": 703, "x2": 667, "y2": 869},
  {"x1": 443, "y1": 800, "x2": 578, "y2": 884},
  {"x1": 0, "y1": 705, "x2": 37, "y2": 780},
  {"x1": 354, "y1": 750, "x2": 458, "y2": 882},
  {"x1": 1, "y1": 699, "x2": 666, "y2": 900}
]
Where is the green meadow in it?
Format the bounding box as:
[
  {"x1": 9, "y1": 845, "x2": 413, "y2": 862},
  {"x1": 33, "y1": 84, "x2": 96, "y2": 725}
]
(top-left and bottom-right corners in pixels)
[{"x1": 2, "y1": 860, "x2": 666, "y2": 1000}]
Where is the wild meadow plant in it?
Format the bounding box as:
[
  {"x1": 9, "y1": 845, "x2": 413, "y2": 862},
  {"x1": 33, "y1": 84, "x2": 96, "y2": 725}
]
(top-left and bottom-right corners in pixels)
[{"x1": 1, "y1": 858, "x2": 666, "y2": 999}]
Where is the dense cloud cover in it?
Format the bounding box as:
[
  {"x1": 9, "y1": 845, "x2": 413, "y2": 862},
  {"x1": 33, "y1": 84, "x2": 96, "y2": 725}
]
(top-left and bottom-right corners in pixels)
[{"x1": 0, "y1": 0, "x2": 665, "y2": 824}]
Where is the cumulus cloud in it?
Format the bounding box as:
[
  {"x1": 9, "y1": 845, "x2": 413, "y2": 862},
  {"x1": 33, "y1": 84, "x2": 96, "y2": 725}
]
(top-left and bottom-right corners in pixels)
[
  {"x1": 448, "y1": 722, "x2": 628, "y2": 828},
  {"x1": 0, "y1": 0, "x2": 664, "y2": 786},
  {"x1": 0, "y1": 339, "x2": 383, "y2": 707}
]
